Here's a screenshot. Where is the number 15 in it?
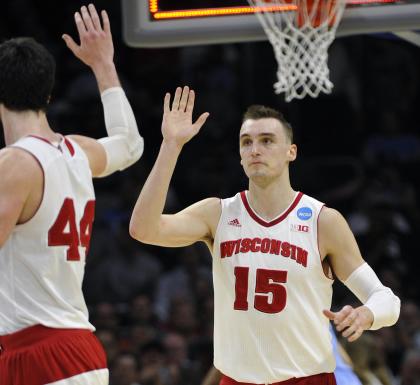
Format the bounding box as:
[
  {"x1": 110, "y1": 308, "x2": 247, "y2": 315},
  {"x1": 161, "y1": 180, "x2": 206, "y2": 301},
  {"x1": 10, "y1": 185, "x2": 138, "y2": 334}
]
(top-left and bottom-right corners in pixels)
[{"x1": 234, "y1": 267, "x2": 288, "y2": 314}]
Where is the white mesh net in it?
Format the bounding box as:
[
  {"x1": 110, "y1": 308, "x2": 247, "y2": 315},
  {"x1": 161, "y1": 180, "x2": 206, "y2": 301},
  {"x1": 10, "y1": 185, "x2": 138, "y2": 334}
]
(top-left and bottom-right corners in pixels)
[{"x1": 247, "y1": 0, "x2": 347, "y2": 102}]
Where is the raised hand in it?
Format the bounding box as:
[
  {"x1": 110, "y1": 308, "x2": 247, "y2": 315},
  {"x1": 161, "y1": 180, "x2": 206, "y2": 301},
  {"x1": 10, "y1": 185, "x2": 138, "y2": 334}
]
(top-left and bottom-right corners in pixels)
[
  {"x1": 162, "y1": 86, "x2": 209, "y2": 148},
  {"x1": 62, "y1": 4, "x2": 114, "y2": 71},
  {"x1": 323, "y1": 305, "x2": 374, "y2": 342}
]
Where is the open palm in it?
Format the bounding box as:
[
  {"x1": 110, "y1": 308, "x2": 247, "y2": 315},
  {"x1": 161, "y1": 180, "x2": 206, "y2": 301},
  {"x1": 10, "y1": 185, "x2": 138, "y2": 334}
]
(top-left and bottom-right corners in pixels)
[
  {"x1": 62, "y1": 4, "x2": 114, "y2": 70},
  {"x1": 162, "y1": 86, "x2": 209, "y2": 147}
]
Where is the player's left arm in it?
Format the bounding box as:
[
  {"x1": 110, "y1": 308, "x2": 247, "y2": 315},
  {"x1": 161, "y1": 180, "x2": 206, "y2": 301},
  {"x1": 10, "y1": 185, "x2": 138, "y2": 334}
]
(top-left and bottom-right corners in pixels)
[{"x1": 319, "y1": 207, "x2": 400, "y2": 342}]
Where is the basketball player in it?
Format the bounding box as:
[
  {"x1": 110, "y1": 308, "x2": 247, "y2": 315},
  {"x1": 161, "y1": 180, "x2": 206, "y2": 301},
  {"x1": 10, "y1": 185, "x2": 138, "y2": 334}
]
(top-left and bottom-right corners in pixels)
[
  {"x1": 129, "y1": 86, "x2": 400, "y2": 385},
  {"x1": 0, "y1": 4, "x2": 143, "y2": 385}
]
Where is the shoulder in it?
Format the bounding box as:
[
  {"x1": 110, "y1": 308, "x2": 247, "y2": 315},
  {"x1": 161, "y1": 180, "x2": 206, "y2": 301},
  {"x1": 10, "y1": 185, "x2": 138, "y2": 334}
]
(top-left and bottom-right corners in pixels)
[
  {"x1": 319, "y1": 206, "x2": 353, "y2": 239},
  {"x1": 183, "y1": 197, "x2": 221, "y2": 219},
  {"x1": 0, "y1": 146, "x2": 42, "y2": 179},
  {"x1": 319, "y1": 206, "x2": 346, "y2": 226},
  {"x1": 180, "y1": 197, "x2": 221, "y2": 238},
  {"x1": 67, "y1": 134, "x2": 106, "y2": 177},
  {"x1": 66, "y1": 134, "x2": 98, "y2": 155},
  {"x1": 200, "y1": 197, "x2": 222, "y2": 208},
  {"x1": 0, "y1": 147, "x2": 43, "y2": 209},
  {"x1": 318, "y1": 206, "x2": 361, "y2": 251}
]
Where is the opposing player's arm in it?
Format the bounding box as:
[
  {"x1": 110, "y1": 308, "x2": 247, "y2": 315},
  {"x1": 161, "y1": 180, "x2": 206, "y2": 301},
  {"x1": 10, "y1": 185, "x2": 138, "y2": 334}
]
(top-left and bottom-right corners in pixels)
[
  {"x1": 0, "y1": 148, "x2": 42, "y2": 247},
  {"x1": 130, "y1": 197, "x2": 221, "y2": 248},
  {"x1": 319, "y1": 207, "x2": 400, "y2": 341},
  {"x1": 64, "y1": 4, "x2": 143, "y2": 178}
]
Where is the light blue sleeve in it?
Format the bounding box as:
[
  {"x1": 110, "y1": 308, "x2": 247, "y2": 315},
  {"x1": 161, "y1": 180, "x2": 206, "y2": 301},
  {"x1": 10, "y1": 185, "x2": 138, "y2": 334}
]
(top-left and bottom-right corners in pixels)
[{"x1": 331, "y1": 324, "x2": 363, "y2": 385}]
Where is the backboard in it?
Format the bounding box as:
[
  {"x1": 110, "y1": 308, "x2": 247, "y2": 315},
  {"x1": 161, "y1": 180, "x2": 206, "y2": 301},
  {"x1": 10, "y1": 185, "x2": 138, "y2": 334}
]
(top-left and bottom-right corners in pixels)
[{"x1": 122, "y1": 0, "x2": 420, "y2": 47}]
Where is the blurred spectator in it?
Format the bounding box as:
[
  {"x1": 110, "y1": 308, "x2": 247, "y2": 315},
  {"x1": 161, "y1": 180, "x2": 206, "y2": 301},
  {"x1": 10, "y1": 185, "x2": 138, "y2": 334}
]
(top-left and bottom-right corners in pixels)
[
  {"x1": 162, "y1": 333, "x2": 201, "y2": 385},
  {"x1": 138, "y1": 340, "x2": 167, "y2": 385},
  {"x1": 91, "y1": 302, "x2": 120, "y2": 332},
  {"x1": 110, "y1": 353, "x2": 140, "y2": 385},
  {"x1": 127, "y1": 293, "x2": 159, "y2": 326},
  {"x1": 154, "y1": 245, "x2": 212, "y2": 323},
  {"x1": 397, "y1": 300, "x2": 420, "y2": 351},
  {"x1": 166, "y1": 298, "x2": 200, "y2": 342},
  {"x1": 399, "y1": 349, "x2": 420, "y2": 385},
  {"x1": 129, "y1": 324, "x2": 160, "y2": 353},
  {"x1": 87, "y1": 223, "x2": 162, "y2": 303},
  {"x1": 96, "y1": 329, "x2": 120, "y2": 368},
  {"x1": 343, "y1": 333, "x2": 394, "y2": 385}
]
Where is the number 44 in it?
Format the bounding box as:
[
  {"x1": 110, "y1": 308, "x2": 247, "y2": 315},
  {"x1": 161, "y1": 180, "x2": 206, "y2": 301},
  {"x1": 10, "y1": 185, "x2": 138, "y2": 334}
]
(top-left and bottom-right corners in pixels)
[{"x1": 48, "y1": 198, "x2": 95, "y2": 261}]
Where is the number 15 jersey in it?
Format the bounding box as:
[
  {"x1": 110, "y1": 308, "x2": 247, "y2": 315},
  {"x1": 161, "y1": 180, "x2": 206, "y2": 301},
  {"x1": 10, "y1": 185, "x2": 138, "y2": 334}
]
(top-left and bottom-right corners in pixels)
[
  {"x1": 0, "y1": 135, "x2": 95, "y2": 334},
  {"x1": 212, "y1": 191, "x2": 335, "y2": 384}
]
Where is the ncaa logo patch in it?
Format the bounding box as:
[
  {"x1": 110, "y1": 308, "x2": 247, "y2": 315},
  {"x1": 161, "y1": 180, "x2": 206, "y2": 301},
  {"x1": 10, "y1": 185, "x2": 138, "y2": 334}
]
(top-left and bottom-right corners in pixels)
[{"x1": 297, "y1": 207, "x2": 312, "y2": 221}]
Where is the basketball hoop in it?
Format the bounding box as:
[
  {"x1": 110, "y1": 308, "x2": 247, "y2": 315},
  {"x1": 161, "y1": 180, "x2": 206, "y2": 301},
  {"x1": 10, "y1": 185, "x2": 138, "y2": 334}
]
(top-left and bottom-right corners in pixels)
[{"x1": 247, "y1": 0, "x2": 347, "y2": 101}]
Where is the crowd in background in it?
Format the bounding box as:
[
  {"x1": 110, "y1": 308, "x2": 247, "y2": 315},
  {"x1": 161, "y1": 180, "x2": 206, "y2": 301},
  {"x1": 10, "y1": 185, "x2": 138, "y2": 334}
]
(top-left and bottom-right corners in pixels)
[{"x1": 1, "y1": 1, "x2": 420, "y2": 384}]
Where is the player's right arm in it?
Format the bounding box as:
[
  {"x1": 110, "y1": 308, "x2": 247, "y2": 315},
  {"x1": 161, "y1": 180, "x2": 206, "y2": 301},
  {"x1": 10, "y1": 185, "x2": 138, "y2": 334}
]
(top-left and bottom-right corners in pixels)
[
  {"x1": 62, "y1": 4, "x2": 143, "y2": 178},
  {"x1": 0, "y1": 148, "x2": 42, "y2": 247},
  {"x1": 129, "y1": 86, "x2": 214, "y2": 248}
]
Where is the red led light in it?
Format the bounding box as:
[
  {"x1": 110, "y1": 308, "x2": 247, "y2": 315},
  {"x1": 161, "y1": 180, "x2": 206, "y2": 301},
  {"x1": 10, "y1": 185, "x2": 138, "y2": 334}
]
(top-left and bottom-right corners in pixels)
[{"x1": 149, "y1": 0, "x2": 399, "y2": 20}]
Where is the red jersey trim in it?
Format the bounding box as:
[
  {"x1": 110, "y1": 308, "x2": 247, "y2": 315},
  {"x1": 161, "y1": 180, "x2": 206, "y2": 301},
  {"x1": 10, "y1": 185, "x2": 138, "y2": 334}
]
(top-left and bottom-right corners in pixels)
[
  {"x1": 27, "y1": 134, "x2": 55, "y2": 146},
  {"x1": 240, "y1": 191, "x2": 303, "y2": 227},
  {"x1": 27, "y1": 134, "x2": 65, "y2": 154},
  {"x1": 64, "y1": 137, "x2": 75, "y2": 156}
]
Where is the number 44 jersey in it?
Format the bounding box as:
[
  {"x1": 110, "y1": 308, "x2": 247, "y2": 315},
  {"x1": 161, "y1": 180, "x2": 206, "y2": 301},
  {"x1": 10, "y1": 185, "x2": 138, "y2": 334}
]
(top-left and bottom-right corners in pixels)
[
  {"x1": 212, "y1": 191, "x2": 335, "y2": 384},
  {"x1": 0, "y1": 135, "x2": 95, "y2": 334}
]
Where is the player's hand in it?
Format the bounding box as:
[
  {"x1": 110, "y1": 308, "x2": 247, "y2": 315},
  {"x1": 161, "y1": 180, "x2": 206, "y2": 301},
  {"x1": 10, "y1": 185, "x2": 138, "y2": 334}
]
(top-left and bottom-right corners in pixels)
[
  {"x1": 162, "y1": 86, "x2": 209, "y2": 148},
  {"x1": 62, "y1": 4, "x2": 114, "y2": 70},
  {"x1": 323, "y1": 305, "x2": 374, "y2": 342}
]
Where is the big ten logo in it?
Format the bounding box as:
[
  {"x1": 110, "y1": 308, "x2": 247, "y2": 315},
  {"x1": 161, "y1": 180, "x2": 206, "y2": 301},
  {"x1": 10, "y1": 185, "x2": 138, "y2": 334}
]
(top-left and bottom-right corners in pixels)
[{"x1": 290, "y1": 224, "x2": 309, "y2": 233}]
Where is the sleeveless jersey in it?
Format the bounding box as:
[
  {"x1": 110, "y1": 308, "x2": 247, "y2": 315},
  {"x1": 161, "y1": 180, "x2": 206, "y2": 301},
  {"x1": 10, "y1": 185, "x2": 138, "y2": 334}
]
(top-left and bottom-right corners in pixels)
[
  {"x1": 212, "y1": 191, "x2": 335, "y2": 384},
  {"x1": 0, "y1": 135, "x2": 96, "y2": 334}
]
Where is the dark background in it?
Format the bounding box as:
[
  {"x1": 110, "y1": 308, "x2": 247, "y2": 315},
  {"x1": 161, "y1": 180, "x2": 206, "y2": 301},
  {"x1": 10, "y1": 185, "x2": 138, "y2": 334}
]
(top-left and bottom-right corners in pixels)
[{"x1": 1, "y1": 1, "x2": 419, "y2": 384}]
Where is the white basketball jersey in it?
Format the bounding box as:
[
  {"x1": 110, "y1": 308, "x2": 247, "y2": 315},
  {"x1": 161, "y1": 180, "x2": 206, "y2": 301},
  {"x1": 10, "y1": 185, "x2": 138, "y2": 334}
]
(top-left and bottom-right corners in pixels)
[
  {"x1": 213, "y1": 191, "x2": 335, "y2": 383},
  {"x1": 0, "y1": 135, "x2": 96, "y2": 334}
]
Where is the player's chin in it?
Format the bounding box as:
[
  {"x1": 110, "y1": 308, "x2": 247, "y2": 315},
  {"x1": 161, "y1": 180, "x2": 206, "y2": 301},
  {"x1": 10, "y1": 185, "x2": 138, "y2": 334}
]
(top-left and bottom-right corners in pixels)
[{"x1": 249, "y1": 172, "x2": 270, "y2": 183}]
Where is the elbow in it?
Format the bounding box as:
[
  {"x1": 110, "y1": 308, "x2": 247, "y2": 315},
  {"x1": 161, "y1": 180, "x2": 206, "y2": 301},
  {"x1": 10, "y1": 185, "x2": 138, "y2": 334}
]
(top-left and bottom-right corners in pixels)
[
  {"x1": 120, "y1": 135, "x2": 144, "y2": 172},
  {"x1": 129, "y1": 220, "x2": 145, "y2": 242},
  {"x1": 129, "y1": 217, "x2": 155, "y2": 244},
  {"x1": 389, "y1": 294, "x2": 401, "y2": 326},
  {"x1": 382, "y1": 292, "x2": 401, "y2": 327},
  {"x1": 128, "y1": 135, "x2": 144, "y2": 165}
]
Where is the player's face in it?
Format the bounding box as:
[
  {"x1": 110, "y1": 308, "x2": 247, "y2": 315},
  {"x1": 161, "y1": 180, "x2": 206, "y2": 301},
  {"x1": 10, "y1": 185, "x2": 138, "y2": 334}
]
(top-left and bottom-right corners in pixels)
[{"x1": 239, "y1": 118, "x2": 296, "y2": 183}]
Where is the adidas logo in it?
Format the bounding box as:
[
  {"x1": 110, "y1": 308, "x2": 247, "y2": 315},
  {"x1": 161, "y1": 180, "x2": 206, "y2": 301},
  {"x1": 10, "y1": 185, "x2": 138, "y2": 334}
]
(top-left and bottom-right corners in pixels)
[{"x1": 228, "y1": 218, "x2": 241, "y2": 227}]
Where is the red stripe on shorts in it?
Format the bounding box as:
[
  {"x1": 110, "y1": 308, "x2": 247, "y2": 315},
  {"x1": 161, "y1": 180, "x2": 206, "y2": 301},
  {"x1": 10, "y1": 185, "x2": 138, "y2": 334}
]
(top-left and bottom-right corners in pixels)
[
  {"x1": 220, "y1": 372, "x2": 336, "y2": 385},
  {"x1": 0, "y1": 325, "x2": 107, "y2": 385}
]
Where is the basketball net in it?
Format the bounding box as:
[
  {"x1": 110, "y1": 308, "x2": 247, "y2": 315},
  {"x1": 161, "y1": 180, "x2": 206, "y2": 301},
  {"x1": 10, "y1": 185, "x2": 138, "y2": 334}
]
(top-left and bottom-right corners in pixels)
[{"x1": 247, "y1": 0, "x2": 347, "y2": 101}]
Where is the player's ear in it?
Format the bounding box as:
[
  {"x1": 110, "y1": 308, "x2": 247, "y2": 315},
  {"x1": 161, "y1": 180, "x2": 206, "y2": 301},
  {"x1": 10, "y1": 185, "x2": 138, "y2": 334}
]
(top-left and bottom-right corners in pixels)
[{"x1": 287, "y1": 144, "x2": 297, "y2": 161}]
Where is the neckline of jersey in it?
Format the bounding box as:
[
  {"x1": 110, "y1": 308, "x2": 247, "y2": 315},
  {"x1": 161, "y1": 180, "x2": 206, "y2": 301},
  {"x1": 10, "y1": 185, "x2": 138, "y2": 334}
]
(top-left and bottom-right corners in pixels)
[
  {"x1": 27, "y1": 134, "x2": 62, "y2": 149},
  {"x1": 240, "y1": 190, "x2": 304, "y2": 227},
  {"x1": 27, "y1": 134, "x2": 74, "y2": 156}
]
